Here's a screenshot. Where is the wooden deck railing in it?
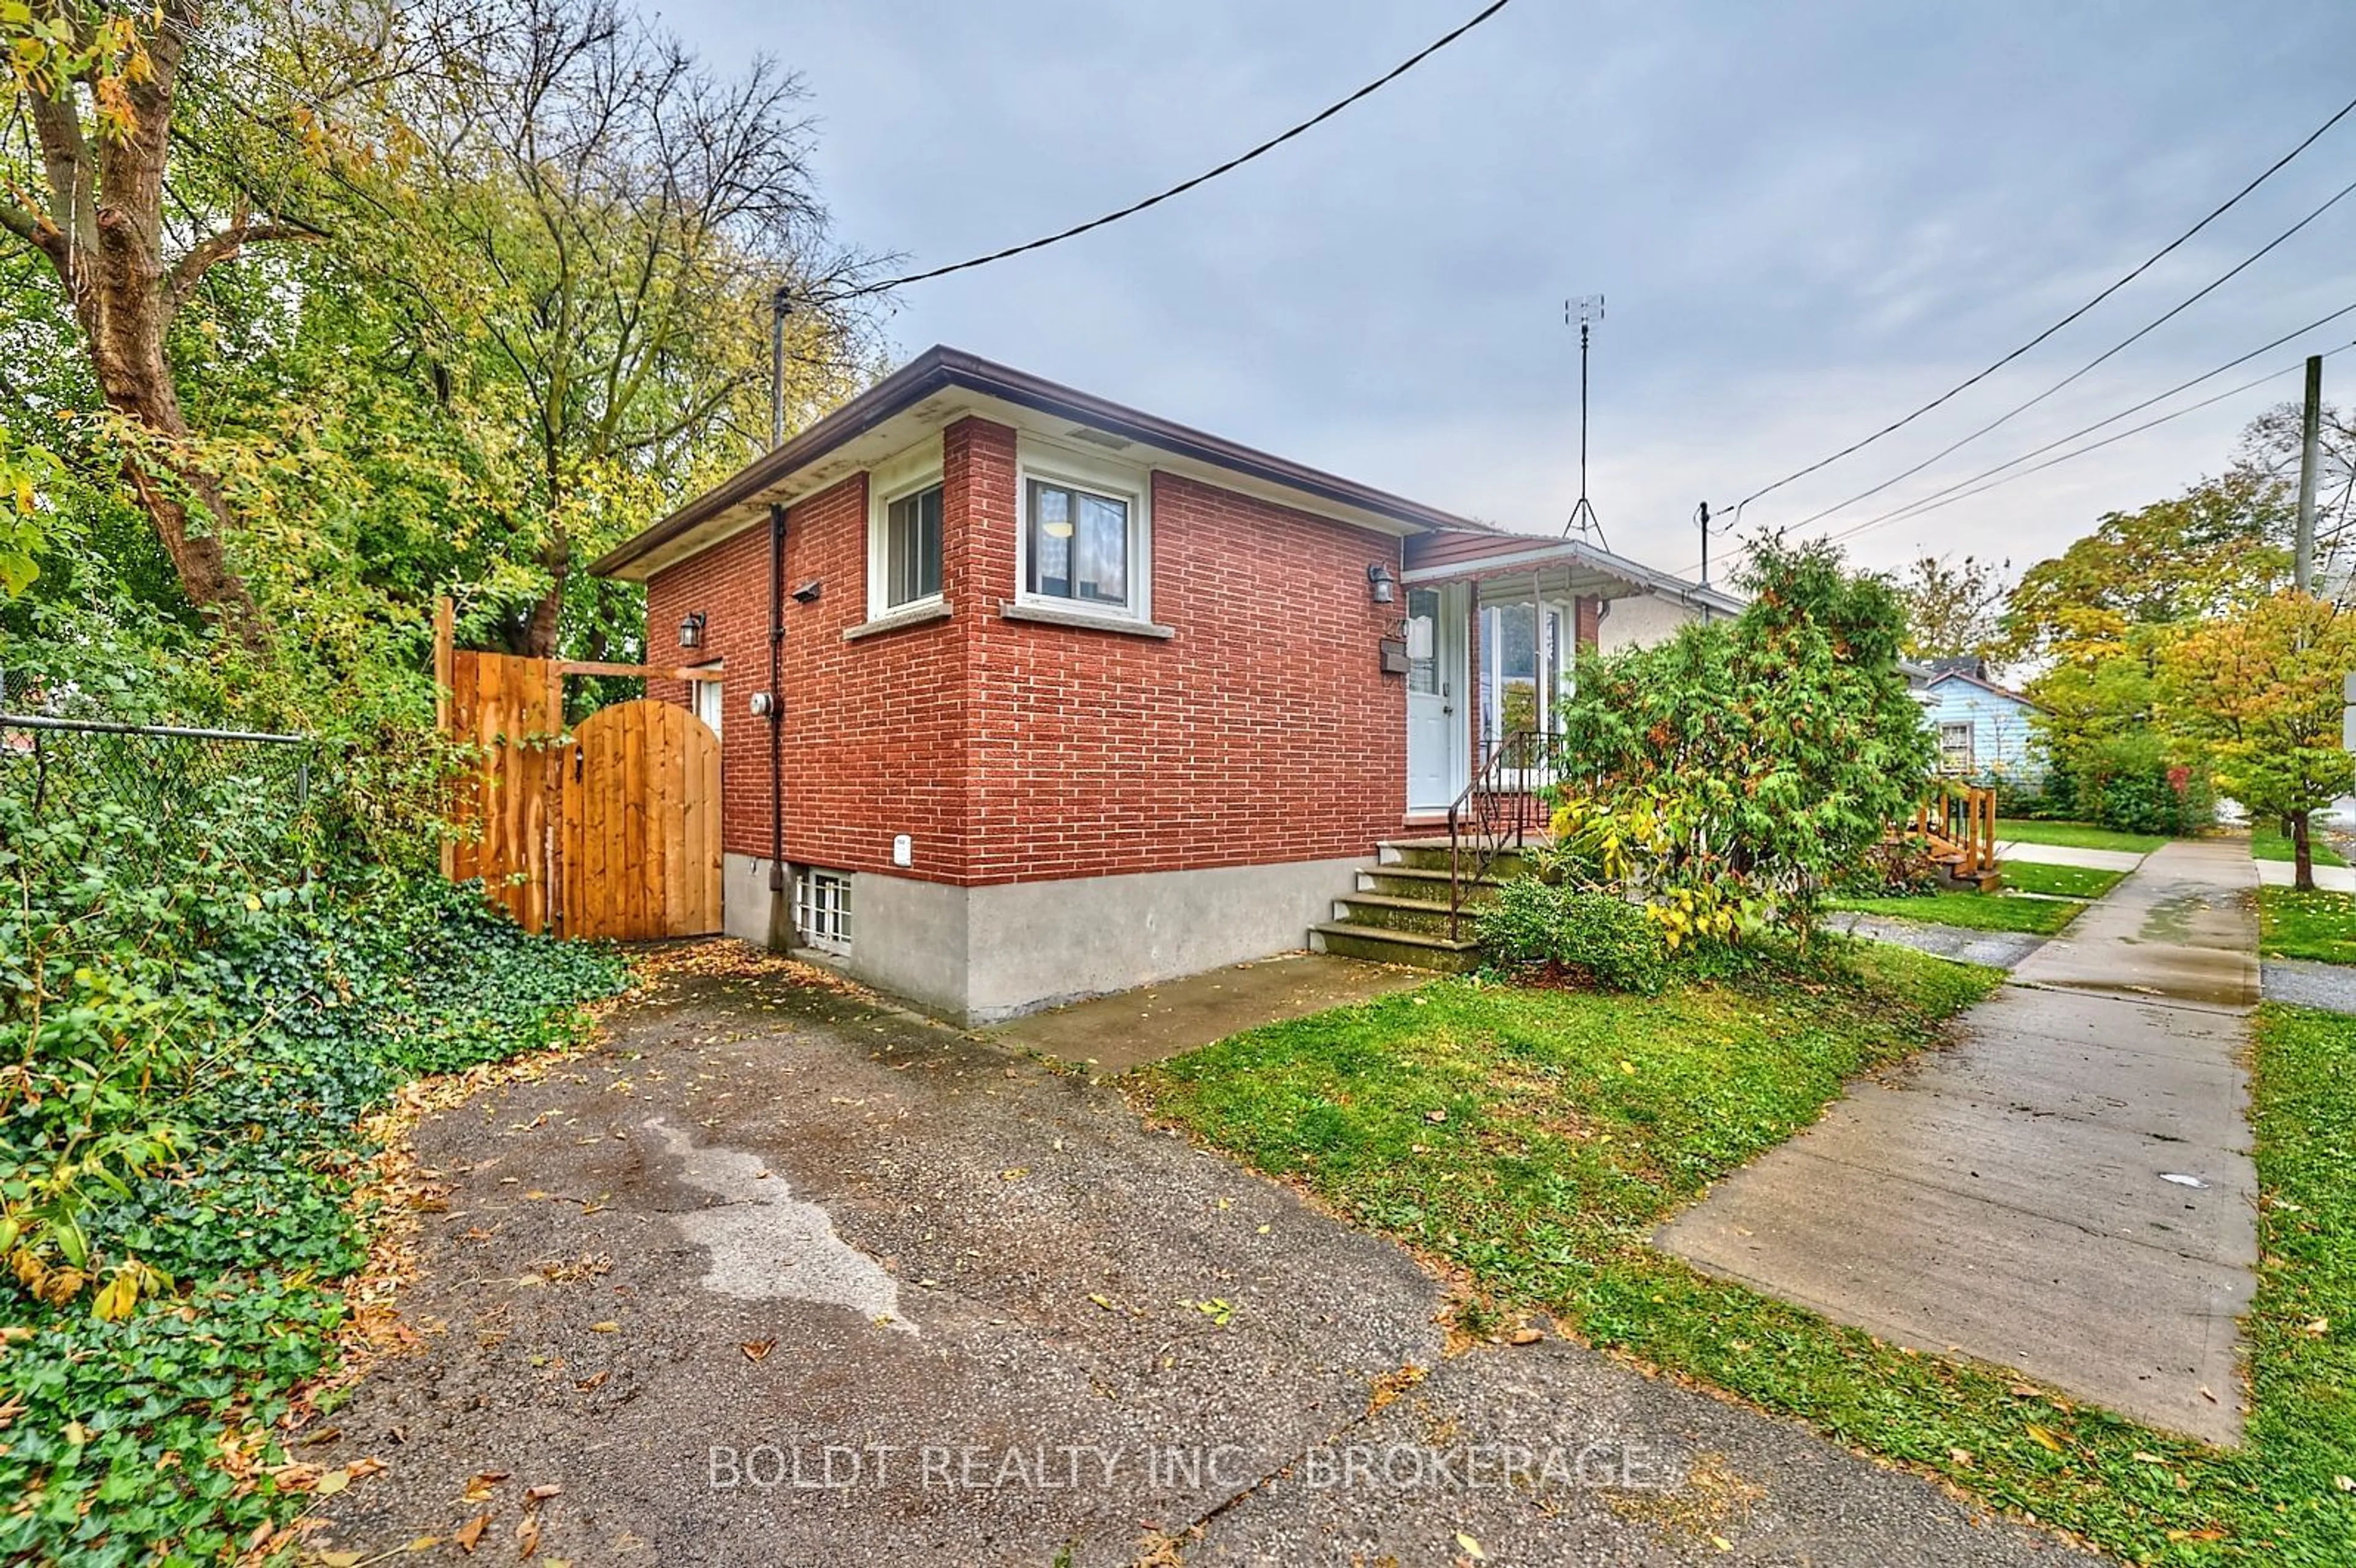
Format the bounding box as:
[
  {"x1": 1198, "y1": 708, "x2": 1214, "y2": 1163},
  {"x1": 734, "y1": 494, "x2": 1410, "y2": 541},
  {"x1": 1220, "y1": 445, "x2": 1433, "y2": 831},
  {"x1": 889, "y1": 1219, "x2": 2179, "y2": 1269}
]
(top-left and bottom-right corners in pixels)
[{"x1": 1911, "y1": 782, "x2": 2000, "y2": 878}]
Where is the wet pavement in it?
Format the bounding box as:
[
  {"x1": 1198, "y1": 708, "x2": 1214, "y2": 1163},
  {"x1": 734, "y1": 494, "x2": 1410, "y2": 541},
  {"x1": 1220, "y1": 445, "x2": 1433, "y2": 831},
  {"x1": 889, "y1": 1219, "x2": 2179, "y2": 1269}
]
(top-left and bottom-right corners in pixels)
[
  {"x1": 310, "y1": 950, "x2": 2084, "y2": 1567},
  {"x1": 1823, "y1": 912, "x2": 2049, "y2": 969},
  {"x1": 984, "y1": 951, "x2": 1428, "y2": 1073},
  {"x1": 1664, "y1": 840, "x2": 2259, "y2": 1447}
]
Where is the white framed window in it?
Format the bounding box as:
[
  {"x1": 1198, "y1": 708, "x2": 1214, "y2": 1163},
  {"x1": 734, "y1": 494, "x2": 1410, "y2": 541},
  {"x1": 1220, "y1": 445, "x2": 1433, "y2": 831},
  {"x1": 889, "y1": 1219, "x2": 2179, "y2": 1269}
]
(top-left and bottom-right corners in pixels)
[
  {"x1": 796, "y1": 867, "x2": 852, "y2": 955},
  {"x1": 1939, "y1": 721, "x2": 1975, "y2": 774},
  {"x1": 1014, "y1": 440, "x2": 1150, "y2": 621},
  {"x1": 866, "y1": 443, "x2": 946, "y2": 620}
]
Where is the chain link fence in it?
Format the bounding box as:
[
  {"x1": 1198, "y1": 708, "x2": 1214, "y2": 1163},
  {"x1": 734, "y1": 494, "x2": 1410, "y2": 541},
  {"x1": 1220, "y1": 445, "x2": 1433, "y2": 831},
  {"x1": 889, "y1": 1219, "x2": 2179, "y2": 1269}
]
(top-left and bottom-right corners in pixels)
[{"x1": 1, "y1": 708, "x2": 336, "y2": 865}]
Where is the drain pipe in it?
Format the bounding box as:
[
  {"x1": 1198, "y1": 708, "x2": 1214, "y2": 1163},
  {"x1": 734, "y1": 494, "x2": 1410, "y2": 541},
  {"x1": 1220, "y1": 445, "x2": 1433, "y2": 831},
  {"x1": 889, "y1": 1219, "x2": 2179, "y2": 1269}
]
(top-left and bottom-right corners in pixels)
[
  {"x1": 764, "y1": 283, "x2": 792, "y2": 944},
  {"x1": 765, "y1": 499, "x2": 790, "y2": 942}
]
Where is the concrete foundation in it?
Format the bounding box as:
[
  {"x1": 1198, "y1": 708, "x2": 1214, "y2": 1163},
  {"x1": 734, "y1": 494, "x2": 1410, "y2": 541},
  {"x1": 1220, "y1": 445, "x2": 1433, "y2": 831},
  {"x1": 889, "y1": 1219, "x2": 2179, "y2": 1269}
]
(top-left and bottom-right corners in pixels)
[{"x1": 720, "y1": 852, "x2": 1368, "y2": 1025}]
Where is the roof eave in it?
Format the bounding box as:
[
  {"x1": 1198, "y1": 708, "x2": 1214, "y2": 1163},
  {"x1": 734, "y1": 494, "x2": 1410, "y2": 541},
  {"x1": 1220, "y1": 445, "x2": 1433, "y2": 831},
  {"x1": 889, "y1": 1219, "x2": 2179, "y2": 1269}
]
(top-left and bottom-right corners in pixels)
[{"x1": 590, "y1": 347, "x2": 1498, "y2": 580}]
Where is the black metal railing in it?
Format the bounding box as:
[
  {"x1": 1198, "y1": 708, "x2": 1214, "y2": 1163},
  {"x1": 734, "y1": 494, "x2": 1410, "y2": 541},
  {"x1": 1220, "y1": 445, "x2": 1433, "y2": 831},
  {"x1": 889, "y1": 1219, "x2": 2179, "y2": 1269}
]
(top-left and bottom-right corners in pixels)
[{"x1": 1445, "y1": 728, "x2": 1573, "y2": 940}]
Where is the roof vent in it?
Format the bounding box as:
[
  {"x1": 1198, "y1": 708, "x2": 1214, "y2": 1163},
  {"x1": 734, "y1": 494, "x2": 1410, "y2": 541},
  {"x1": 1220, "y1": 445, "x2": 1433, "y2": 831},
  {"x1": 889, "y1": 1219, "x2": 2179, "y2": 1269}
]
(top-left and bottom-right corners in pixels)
[{"x1": 1062, "y1": 425, "x2": 1134, "y2": 452}]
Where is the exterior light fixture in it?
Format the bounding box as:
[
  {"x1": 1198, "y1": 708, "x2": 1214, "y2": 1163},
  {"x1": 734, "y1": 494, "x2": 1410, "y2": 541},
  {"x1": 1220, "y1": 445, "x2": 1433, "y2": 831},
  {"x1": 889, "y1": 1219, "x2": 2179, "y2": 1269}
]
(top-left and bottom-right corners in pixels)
[
  {"x1": 678, "y1": 611, "x2": 707, "y2": 650},
  {"x1": 1366, "y1": 562, "x2": 1398, "y2": 605}
]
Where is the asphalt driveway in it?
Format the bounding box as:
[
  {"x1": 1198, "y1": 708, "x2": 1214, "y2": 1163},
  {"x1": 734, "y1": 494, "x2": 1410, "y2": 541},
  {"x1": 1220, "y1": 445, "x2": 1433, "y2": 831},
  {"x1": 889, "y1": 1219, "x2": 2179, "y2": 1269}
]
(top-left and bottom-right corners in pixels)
[{"x1": 309, "y1": 947, "x2": 2084, "y2": 1567}]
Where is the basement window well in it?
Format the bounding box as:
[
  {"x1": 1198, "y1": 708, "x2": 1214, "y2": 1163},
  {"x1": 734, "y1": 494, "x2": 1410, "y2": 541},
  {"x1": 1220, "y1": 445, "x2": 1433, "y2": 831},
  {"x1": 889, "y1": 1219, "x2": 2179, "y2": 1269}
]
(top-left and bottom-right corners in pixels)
[{"x1": 795, "y1": 868, "x2": 852, "y2": 956}]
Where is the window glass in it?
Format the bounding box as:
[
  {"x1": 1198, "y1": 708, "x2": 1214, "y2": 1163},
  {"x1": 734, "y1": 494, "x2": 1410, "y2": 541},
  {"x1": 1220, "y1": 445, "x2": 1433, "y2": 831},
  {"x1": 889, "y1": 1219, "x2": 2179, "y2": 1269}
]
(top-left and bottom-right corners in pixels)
[
  {"x1": 1406, "y1": 588, "x2": 1441, "y2": 696},
  {"x1": 1028, "y1": 479, "x2": 1130, "y2": 607},
  {"x1": 883, "y1": 485, "x2": 942, "y2": 608}
]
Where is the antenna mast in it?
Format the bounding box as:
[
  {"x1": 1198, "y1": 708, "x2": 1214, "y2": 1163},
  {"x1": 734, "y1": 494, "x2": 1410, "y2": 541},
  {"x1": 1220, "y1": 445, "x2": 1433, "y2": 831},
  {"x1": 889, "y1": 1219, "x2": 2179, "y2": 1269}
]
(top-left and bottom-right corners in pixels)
[{"x1": 1565, "y1": 294, "x2": 1606, "y2": 548}]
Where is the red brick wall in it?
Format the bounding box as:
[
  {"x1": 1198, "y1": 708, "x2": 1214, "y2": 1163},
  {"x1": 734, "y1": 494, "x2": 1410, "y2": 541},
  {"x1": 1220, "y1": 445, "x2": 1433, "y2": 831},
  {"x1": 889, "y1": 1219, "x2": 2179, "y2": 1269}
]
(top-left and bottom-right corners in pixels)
[
  {"x1": 646, "y1": 415, "x2": 1407, "y2": 886},
  {"x1": 646, "y1": 465, "x2": 971, "y2": 883}
]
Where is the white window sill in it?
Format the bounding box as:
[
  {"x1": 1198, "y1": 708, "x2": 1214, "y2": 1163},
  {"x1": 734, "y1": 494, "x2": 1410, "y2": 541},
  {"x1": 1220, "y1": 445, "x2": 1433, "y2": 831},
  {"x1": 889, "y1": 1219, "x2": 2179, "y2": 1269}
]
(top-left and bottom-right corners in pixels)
[
  {"x1": 998, "y1": 599, "x2": 1174, "y2": 639},
  {"x1": 843, "y1": 599, "x2": 952, "y2": 641}
]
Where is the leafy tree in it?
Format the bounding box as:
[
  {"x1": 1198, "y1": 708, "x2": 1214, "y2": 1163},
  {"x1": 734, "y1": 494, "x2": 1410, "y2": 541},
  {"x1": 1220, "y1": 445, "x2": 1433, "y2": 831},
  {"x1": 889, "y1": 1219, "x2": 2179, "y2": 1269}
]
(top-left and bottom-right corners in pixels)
[
  {"x1": 303, "y1": 0, "x2": 880, "y2": 655},
  {"x1": 0, "y1": 0, "x2": 326, "y2": 640},
  {"x1": 2006, "y1": 466, "x2": 2293, "y2": 826},
  {"x1": 2000, "y1": 467, "x2": 2292, "y2": 666},
  {"x1": 1550, "y1": 536, "x2": 1934, "y2": 941},
  {"x1": 2160, "y1": 592, "x2": 2356, "y2": 890},
  {"x1": 1892, "y1": 551, "x2": 2011, "y2": 666}
]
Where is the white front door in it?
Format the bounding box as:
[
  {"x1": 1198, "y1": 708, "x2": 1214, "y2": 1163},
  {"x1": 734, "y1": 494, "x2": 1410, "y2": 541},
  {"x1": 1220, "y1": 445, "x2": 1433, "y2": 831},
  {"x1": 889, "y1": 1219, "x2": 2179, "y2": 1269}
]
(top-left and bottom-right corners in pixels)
[{"x1": 1405, "y1": 585, "x2": 1466, "y2": 811}]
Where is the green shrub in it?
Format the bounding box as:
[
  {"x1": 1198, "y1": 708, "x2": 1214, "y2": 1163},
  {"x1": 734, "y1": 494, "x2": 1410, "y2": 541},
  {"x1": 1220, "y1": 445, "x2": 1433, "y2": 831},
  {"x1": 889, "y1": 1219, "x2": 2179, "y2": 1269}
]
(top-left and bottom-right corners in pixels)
[
  {"x1": 0, "y1": 748, "x2": 629, "y2": 1564},
  {"x1": 1477, "y1": 880, "x2": 1669, "y2": 994}
]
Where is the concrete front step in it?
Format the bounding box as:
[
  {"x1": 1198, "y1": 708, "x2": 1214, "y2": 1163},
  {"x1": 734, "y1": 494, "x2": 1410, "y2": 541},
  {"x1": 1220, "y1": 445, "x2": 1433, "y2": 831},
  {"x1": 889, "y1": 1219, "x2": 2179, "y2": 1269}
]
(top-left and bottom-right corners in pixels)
[
  {"x1": 1357, "y1": 864, "x2": 1507, "y2": 904},
  {"x1": 1311, "y1": 920, "x2": 1484, "y2": 974},
  {"x1": 1334, "y1": 891, "x2": 1469, "y2": 940},
  {"x1": 1379, "y1": 838, "x2": 1541, "y2": 879}
]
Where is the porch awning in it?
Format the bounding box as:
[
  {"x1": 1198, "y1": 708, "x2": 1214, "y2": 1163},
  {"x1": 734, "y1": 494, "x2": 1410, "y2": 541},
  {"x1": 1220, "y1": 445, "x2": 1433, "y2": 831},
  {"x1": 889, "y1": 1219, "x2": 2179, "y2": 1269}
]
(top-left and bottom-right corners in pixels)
[{"x1": 1402, "y1": 529, "x2": 1743, "y2": 616}]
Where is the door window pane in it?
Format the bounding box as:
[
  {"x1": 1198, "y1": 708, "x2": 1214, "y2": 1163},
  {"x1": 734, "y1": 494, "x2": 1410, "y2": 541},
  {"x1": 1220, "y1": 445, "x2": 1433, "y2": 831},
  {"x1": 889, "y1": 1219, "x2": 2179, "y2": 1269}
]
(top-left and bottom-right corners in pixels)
[{"x1": 1406, "y1": 588, "x2": 1441, "y2": 696}]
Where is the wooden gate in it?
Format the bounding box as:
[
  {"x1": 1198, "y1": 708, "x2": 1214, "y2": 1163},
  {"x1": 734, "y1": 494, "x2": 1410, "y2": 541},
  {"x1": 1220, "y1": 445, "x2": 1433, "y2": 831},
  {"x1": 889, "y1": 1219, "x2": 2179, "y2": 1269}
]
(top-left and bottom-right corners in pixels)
[
  {"x1": 560, "y1": 700, "x2": 722, "y2": 939},
  {"x1": 435, "y1": 600, "x2": 723, "y2": 940}
]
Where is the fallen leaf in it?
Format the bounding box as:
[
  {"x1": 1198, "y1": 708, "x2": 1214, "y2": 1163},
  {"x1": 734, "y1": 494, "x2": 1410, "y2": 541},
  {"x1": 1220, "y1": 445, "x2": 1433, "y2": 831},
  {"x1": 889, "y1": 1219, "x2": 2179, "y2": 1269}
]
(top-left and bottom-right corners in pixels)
[
  {"x1": 2131, "y1": 1451, "x2": 2171, "y2": 1465},
  {"x1": 319, "y1": 1553, "x2": 363, "y2": 1567},
  {"x1": 347, "y1": 1457, "x2": 387, "y2": 1480},
  {"x1": 2025, "y1": 1423, "x2": 2066, "y2": 1453},
  {"x1": 314, "y1": 1469, "x2": 351, "y2": 1497},
  {"x1": 589, "y1": 1321, "x2": 620, "y2": 1333},
  {"x1": 1088, "y1": 1294, "x2": 1118, "y2": 1312},
  {"x1": 1508, "y1": 1328, "x2": 1542, "y2": 1346},
  {"x1": 2007, "y1": 1383, "x2": 2042, "y2": 1398},
  {"x1": 1711, "y1": 1537, "x2": 1734, "y2": 1554},
  {"x1": 1424, "y1": 1109, "x2": 1448, "y2": 1124},
  {"x1": 517, "y1": 1513, "x2": 542, "y2": 1558},
  {"x1": 1947, "y1": 1448, "x2": 1974, "y2": 1467},
  {"x1": 455, "y1": 1515, "x2": 490, "y2": 1553},
  {"x1": 1618, "y1": 1060, "x2": 1636, "y2": 1075},
  {"x1": 2199, "y1": 1385, "x2": 2219, "y2": 1404},
  {"x1": 740, "y1": 1339, "x2": 776, "y2": 1362},
  {"x1": 525, "y1": 1482, "x2": 563, "y2": 1504},
  {"x1": 574, "y1": 1372, "x2": 609, "y2": 1393},
  {"x1": 1454, "y1": 1532, "x2": 1485, "y2": 1561},
  {"x1": 2304, "y1": 1318, "x2": 2331, "y2": 1337},
  {"x1": 2336, "y1": 1475, "x2": 2355, "y2": 1493}
]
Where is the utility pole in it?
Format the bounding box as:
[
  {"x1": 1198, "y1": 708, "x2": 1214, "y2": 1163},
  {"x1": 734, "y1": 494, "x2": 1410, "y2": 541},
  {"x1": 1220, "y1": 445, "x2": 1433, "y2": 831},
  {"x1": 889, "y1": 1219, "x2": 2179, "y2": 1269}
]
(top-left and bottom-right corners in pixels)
[
  {"x1": 1565, "y1": 295, "x2": 1606, "y2": 549},
  {"x1": 771, "y1": 285, "x2": 793, "y2": 452},
  {"x1": 1695, "y1": 501, "x2": 1712, "y2": 586},
  {"x1": 2297, "y1": 353, "x2": 2323, "y2": 593}
]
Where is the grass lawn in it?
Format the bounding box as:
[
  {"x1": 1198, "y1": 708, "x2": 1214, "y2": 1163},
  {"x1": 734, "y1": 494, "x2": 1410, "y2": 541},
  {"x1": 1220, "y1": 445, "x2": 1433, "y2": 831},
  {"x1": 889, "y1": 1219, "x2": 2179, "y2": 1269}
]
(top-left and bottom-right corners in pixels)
[
  {"x1": 2251, "y1": 823, "x2": 2348, "y2": 869},
  {"x1": 1996, "y1": 817, "x2": 2168, "y2": 854},
  {"x1": 2003, "y1": 860, "x2": 2127, "y2": 900},
  {"x1": 1138, "y1": 966, "x2": 2356, "y2": 1566},
  {"x1": 1829, "y1": 889, "x2": 2086, "y2": 934},
  {"x1": 2258, "y1": 886, "x2": 2356, "y2": 966}
]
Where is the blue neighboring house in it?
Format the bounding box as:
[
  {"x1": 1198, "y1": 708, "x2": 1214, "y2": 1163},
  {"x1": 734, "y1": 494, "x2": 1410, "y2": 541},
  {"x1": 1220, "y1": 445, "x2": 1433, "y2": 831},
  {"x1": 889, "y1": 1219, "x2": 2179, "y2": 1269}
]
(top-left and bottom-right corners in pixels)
[{"x1": 1911, "y1": 658, "x2": 2044, "y2": 782}]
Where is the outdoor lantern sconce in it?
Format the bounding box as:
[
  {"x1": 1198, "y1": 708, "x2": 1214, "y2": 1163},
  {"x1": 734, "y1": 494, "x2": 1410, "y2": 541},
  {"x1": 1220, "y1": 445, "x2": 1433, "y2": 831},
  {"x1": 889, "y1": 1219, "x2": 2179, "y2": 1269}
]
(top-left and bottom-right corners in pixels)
[
  {"x1": 1366, "y1": 562, "x2": 1398, "y2": 605},
  {"x1": 677, "y1": 611, "x2": 707, "y2": 650}
]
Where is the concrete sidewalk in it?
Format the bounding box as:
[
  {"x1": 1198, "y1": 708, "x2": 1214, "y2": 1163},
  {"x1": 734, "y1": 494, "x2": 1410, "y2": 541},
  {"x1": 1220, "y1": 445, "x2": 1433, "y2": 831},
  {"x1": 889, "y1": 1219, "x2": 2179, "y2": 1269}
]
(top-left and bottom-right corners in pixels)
[
  {"x1": 2251, "y1": 856, "x2": 2356, "y2": 893},
  {"x1": 1663, "y1": 839, "x2": 2258, "y2": 1446},
  {"x1": 1995, "y1": 839, "x2": 2147, "y2": 873}
]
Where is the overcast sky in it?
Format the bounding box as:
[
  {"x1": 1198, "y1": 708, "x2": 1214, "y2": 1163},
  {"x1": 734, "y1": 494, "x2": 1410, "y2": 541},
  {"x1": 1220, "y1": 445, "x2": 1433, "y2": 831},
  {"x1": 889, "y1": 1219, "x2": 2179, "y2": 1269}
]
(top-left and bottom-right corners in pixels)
[{"x1": 657, "y1": 0, "x2": 2356, "y2": 584}]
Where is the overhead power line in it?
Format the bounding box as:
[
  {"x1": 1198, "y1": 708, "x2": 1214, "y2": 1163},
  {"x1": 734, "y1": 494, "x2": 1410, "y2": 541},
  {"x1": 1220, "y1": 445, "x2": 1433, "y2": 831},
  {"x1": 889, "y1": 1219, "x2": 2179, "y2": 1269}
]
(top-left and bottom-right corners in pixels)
[
  {"x1": 1815, "y1": 296, "x2": 2356, "y2": 543},
  {"x1": 1782, "y1": 169, "x2": 2356, "y2": 534},
  {"x1": 834, "y1": 0, "x2": 1519, "y2": 299},
  {"x1": 1724, "y1": 88, "x2": 2356, "y2": 516},
  {"x1": 1815, "y1": 347, "x2": 2346, "y2": 545}
]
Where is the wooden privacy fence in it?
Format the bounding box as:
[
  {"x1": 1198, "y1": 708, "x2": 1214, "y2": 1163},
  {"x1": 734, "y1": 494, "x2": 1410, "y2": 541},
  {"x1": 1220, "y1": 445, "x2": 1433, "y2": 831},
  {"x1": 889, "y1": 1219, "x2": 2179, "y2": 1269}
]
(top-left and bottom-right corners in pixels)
[{"x1": 434, "y1": 599, "x2": 723, "y2": 940}]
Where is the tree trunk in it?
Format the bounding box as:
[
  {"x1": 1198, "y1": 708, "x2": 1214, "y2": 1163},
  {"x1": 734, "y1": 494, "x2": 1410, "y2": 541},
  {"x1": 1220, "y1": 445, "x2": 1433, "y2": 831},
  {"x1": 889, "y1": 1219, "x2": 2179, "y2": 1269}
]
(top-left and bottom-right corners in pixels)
[
  {"x1": 522, "y1": 528, "x2": 570, "y2": 659},
  {"x1": 2292, "y1": 809, "x2": 2315, "y2": 894},
  {"x1": 15, "y1": 3, "x2": 267, "y2": 648}
]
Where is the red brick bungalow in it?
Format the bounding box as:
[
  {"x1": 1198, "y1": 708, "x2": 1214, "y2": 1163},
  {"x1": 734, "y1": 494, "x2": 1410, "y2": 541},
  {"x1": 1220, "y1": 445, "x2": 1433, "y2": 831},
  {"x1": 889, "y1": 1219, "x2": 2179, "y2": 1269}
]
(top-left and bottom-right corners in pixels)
[{"x1": 590, "y1": 347, "x2": 1733, "y2": 1023}]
